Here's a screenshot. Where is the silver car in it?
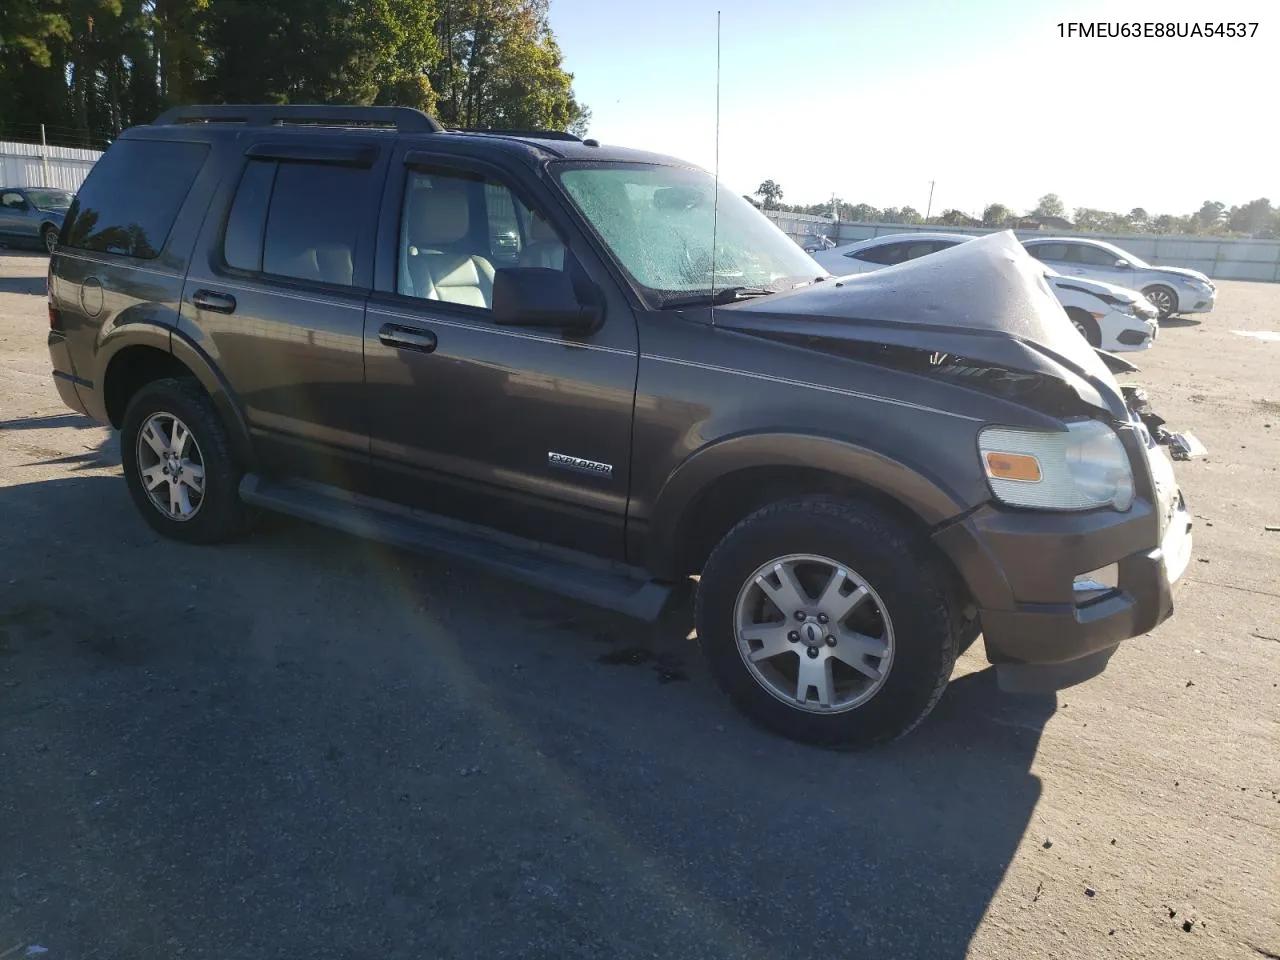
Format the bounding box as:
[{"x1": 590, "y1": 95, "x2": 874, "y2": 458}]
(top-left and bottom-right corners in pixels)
[{"x1": 1021, "y1": 237, "x2": 1215, "y2": 319}]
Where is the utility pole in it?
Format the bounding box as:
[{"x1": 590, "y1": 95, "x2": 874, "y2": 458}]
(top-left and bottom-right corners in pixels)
[
  {"x1": 925, "y1": 180, "x2": 936, "y2": 222},
  {"x1": 40, "y1": 124, "x2": 51, "y2": 188}
]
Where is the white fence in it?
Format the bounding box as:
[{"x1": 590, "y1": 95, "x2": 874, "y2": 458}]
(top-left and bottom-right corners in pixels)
[
  {"x1": 767, "y1": 210, "x2": 1280, "y2": 282},
  {"x1": 0, "y1": 140, "x2": 102, "y2": 193}
]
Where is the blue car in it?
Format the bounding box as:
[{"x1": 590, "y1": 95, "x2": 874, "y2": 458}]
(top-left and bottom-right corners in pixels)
[{"x1": 0, "y1": 185, "x2": 74, "y2": 254}]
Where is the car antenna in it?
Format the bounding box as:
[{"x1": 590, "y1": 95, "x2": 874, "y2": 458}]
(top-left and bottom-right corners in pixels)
[{"x1": 709, "y1": 9, "x2": 721, "y2": 330}]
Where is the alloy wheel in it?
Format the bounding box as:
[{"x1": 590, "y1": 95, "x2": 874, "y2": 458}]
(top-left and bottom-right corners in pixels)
[
  {"x1": 135, "y1": 411, "x2": 206, "y2": 521},
  {"x1": 733, "y1": 553, "x2": 894, "y2": 713}
]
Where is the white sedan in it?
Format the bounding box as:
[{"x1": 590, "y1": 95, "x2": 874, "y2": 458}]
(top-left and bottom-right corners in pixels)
[{"x1": 815, "y1": 232, "x2": 1159, "y2": 352}]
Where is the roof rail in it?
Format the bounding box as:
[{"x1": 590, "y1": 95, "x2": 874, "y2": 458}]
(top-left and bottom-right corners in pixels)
[
  {"x1": 453, "y1": 128, "x2": 582, "y2": 142},
  {"x1": 152, "y1": 104, "x2": 442, "y2": 133}
]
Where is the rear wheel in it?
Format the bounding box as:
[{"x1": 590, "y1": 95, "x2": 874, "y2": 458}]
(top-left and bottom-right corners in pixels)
[
  {"x1": 695, "y1": 497, "x2": 959, "y2": 749},
  {"x1": 120, "y1": 378, "x2": 253, "y2": 544},
  {"x1": 1142, "y1": 285, "x2": 1177, "y2": 319},
  {"x1": 42, "y1": 224, "x2": 58, "y2": 254},
  {"x1": 1066, "y1": 308, "x2": 1102, "y2": 347}
]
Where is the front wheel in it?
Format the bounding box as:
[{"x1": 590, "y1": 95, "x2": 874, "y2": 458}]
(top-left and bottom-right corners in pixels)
[
  {"x1": 1142, "y1": 285, "x2": 1177, "y2": 319},
  {"x1": 695, "y1": 498, "x2": 959, "y2": 749},
  {"x1": 42, "y1": 224, "x2": 58, "y2": 254},
  {"x1": 1066, "y1": 308, "x2": 1102, "y2": 347}
]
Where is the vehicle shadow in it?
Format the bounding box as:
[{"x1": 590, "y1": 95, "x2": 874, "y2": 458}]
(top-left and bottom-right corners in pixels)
[
  {"x1": 1160, "y1": 317, "x2": 1202, "y2": 328},
  {"x1": 0, "y1": 274, "x2": 46, "y2": 295},
  {"x1": 0, "y1": 412, "x2": 119, "y2": 469},
  {"x1": 0, "y1": 474, "x2": 1054, "y2": 959}
]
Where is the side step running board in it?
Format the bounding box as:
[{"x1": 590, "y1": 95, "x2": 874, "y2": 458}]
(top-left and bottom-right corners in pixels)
[{"x1": 238, "y1": 475, "x2": 675, "y2": 621}]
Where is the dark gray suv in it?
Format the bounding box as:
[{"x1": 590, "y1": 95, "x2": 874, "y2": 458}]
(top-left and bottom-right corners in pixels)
[{"x1": 46, "y1": 105, "x2": 1195, "y2": 747}]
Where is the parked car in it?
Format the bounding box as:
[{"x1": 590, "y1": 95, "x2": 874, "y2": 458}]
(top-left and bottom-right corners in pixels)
[
  {"x1": 812, "y1": 232, "x2": 961, "y2": 276},
  {"x1": 46, "y1": 104, "x2": 1196, "y2": 748},
  {"x1": 815, "y1": 232, "x2": 1160, "y2": 351},
  {"x1": 1020, "y1": 237, "x2": 1215, "y2": 319},
  {"x1": 1043, "y1": 265, "x2": 1159, "y2": 351},
  {"x1": 0, "y1": 186, "x2": 73, "y2": 253},
  {"x1": 799, "y1": 234, "x2": 835, "y2": 253}
]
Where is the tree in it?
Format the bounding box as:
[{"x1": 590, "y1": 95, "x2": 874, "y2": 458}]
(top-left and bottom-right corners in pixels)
[
  {"x1": 1227, "y1": 198, "x2": 1273, "y2": 236},
  {"x1": 1072, "y1": 207, "x2": 1123, "y2": 233},
  {"x1": 755, "y1": 179, "x2": 783, "y2": 209},
  {"x1": 1126, "y1": 207, "x2": 1150, "y2": 232},
  {"x1": 1033, "y1": 193, "x2": 1064, "y2": 219},
  {"x1": 1193, "y1": 200, "x2": 1226, "y2": 232},
  {"x1": 843, "y1": 202, "x2": 880, "y2": 222},
  {"x1": 982, "y1": 203, "x2": 1012, "y2": 228},
  {"x1": 938, "y1": 208, "x2": 978, "y2": 227}
]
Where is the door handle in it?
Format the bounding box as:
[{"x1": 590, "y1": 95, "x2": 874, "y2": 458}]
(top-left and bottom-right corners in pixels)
[
  {"x1": 192, "y1": 289, "x2": 237, "y2": 314},
  {"x1": 378, "y1": 323, "x2": 437, "y2": 353}
]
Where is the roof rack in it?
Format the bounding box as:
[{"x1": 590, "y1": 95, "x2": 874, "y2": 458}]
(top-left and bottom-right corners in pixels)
[
  {"x1": 152, "y1": 104, "x2": 442, "y2": 133},
  {"x1": 453, "y1": 128, "x2": 583, "y2": 142}
]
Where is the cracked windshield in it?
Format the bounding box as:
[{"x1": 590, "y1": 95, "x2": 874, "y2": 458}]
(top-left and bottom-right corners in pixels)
[{"x1": 558, "y1": 164, "x2": 820, "y2": 301}]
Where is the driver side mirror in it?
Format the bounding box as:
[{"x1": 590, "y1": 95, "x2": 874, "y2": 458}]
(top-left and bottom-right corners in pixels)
[
  {"x1": 492, "y1": 267, "x2": 601, "y2": 333},
  {"x1": 1114, "y1": 258, "x2": 1130, "y2": 268}
]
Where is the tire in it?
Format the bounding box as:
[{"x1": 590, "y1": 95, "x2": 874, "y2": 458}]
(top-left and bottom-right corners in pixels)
[
  {"x1": 1066, "y1": 308, "x2": 1102, "y2": 347},
  {"x1": 695, "y1": 497, "x2": 959, "y2": 749},
  {"x1": 120, "y1": 377, "x2": 253, "y2": 544},
  {"x1": 42, "y1": 224, "x2": 58, "y2": 255},
  {"x1": 1142, "y1": 285, "x2": 1177, "y2": 319}
]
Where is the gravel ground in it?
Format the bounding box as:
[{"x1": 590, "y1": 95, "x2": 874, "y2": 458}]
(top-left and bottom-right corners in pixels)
[{"x1": 1, "y1": 251, "x2": 1277, "y2": 959}]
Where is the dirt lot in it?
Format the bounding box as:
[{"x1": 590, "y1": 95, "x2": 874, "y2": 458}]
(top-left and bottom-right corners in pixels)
[{"x1": 1, "y1": 250, "x2": 1277, "y2": 959}]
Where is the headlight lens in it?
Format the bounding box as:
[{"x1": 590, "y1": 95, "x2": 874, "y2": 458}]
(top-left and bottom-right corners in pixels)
[{"x1": 979, "y1": 420, "x2": 1134, "y2": 511}]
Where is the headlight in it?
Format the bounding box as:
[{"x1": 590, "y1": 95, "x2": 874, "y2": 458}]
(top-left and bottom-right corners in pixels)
[{"x1": 979, "y1": 420, "x2": 1134, "y2": 512}]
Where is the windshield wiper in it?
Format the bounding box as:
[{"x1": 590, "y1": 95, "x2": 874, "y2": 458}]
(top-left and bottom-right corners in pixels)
[{"x1": 659, "y1": 286, "x2": 775, "y2": 310}]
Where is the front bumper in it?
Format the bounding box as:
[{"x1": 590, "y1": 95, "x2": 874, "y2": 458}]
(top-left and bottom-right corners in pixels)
[
  {"x1": 1176, "y1": 285, "x2": 1216, "y2": 314},
  {"x1": 934, "y1": 444, "x2": 1192, "y2": 691}
]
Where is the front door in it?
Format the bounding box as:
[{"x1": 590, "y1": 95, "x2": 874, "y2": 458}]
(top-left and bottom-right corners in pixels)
[
  {"x1": 363, "y1": 148, "x2": 639, "y2": 559},
  {"x1": 0, "y1": 190, "x2": 36, "y2": 241}
]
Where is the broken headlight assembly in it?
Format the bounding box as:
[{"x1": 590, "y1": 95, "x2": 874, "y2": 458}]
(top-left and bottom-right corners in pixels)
[{"x1": 979, "y1": 420, "x2": 1134, "y2": 512}]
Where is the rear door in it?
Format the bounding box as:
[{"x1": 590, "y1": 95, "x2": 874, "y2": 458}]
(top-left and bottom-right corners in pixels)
[
  {"x1": 362, "y1": 145, "x2": 639, "y2": 559},
  {"x1": 178, "y1": 136, "x2": 389, "y2": 486}
]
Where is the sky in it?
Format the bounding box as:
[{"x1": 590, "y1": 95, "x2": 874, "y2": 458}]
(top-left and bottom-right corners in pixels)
[{"x1": 549, "y1": 0, "x2": 1277, "y2": 218}]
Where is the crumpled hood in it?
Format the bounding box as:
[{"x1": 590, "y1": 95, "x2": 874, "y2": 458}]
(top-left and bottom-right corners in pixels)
[
  {"x1": 719, "y1": 231, "x2": 1127, "y2": 418},
  {"x1": 1049, "y1": 273, "x2": 1141, "y2": 303}
]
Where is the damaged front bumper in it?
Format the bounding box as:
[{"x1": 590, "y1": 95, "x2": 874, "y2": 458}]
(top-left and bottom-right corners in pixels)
[{"x1": 934, "y1": 386, "x2": 1201, "y2": 694}]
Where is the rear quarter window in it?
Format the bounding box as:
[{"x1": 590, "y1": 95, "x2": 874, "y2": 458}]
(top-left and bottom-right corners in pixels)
[{"x1": 62, "y1": 139, "x2": 208, "y2": 260}]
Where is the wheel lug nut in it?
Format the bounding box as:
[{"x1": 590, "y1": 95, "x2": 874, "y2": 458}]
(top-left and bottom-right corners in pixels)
[
  {"x1": 806, "y1": 647, "x2": 820, "y2": 659},
  {"x1": 817, "y1": 613, "x2": 829, "y2": 624},
  {"x1": 826, "y1": 635, "x2": 837, "y2": 647},
  {"x1": 787, "y1": 631, "x2": 799, "y2": 643},
  {"x1": 794, "y1": 611, "x2": 806, "y2": 622}
]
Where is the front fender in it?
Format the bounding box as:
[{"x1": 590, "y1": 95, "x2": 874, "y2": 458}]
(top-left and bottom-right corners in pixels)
[{"x1": 645, "y1": 431, "x2": 972, "y2": 578}]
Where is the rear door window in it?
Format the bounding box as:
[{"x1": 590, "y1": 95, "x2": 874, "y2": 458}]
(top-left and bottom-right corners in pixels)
[
  {"x1": 852, "y1": 242, "x2": 905, "y2": 265},
  {"x1": 1026, "y1": 242, "x2": 1071, "y2": 262},
  {"x1": 221, "y1": 158, "x2": 370, "y2": 287},
  {"x1": 1075, "y1": 244, "x2": 1122, "y2": 266},
  {"x1": 61, "y1": 139, "x2": 208, "y2": 259}
]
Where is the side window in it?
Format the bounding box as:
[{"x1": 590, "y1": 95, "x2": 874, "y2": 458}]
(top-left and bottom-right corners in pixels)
[
  {"x1": 62, "y1": 139, "x2": 208, "y2": 259},
  {"x1": 262, "y1": 163, "x2": 366, "y2": 286},
  {"x1": 398, "y1": 167, "x2": 566, "y2": 311},
  {"x1": 2, "y1": 192, "x2": 26, "y2": 209},
  {"x1": 901, "y1": 241, "x2": 939, "y2": 261},
  {"x1": 1076, "y1": 244, "x2": 1122, "y2": 266},
  {"x1": 853, "y1": 243, "x2": 902, "y2": 265},
  {"x1": 1028, "y1": 242, "x2": 1070, "y2": 262},
  {"x1": 223, "y1": 159, "x2": 276, "y2": 273}
]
